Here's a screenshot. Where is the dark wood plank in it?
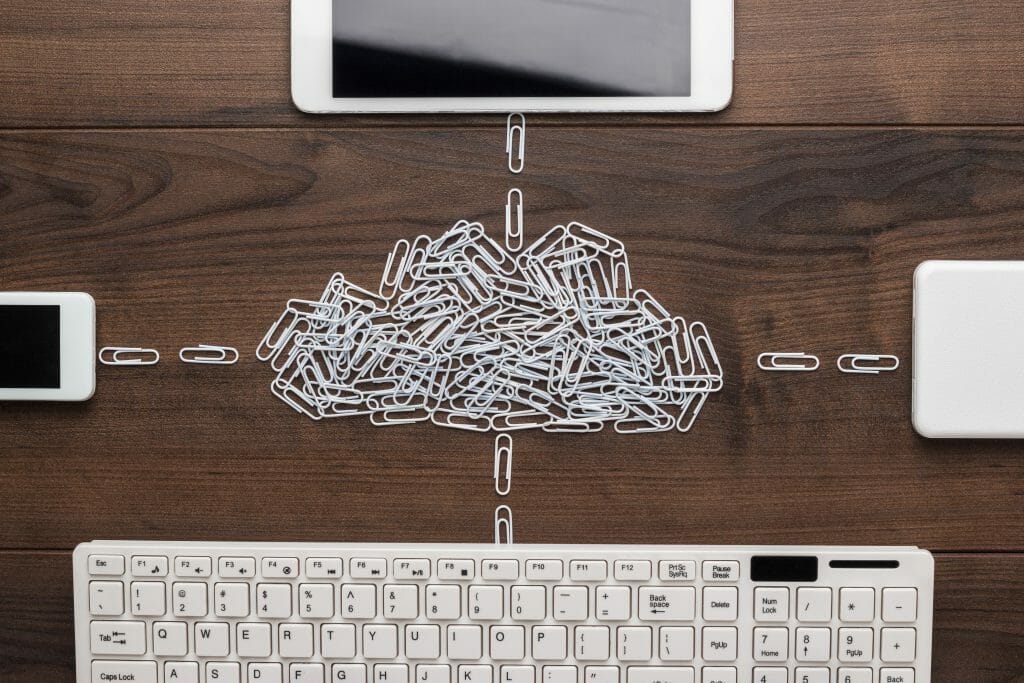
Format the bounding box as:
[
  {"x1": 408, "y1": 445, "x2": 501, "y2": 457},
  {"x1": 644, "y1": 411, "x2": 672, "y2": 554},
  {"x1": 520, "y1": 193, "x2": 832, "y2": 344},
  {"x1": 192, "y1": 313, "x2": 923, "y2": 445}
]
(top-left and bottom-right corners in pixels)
[
  {"x1": 0, "y1": 1, "x2": 1022, "y2": 127},
  {"x1": 1, "y1": 552, "x2": 1021, "y2": 681},
  {"x1": 0, "y1": 128, "x2": 1022, "y2": 550}
]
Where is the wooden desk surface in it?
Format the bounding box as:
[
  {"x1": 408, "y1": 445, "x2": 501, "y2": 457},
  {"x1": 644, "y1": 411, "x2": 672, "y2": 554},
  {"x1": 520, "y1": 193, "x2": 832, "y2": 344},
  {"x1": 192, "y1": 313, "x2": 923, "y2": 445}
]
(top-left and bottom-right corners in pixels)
[{"x1": 1, "y1": 1, "x2": 1022, "y2": 680}]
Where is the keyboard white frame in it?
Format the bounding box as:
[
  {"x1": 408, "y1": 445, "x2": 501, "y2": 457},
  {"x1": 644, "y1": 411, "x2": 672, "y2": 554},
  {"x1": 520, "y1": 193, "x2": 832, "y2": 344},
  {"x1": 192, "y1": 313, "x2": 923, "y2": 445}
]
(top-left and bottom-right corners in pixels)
[{"x1": 75, "y1": 542, "x2": 934, "y2": 682}]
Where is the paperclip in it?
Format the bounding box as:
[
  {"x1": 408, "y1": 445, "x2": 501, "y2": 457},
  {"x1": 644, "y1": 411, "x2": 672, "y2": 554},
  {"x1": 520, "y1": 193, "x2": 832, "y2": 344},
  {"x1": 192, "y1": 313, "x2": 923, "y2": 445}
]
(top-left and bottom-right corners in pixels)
[
  {"x1": 179, "y1": 344, "x2": 239, "y2": 365},
  {"x1": 506, "y1": 113, "x2": 525, "y2": 174},
  {"x1": 494, "y1": 505, "x2": 513, "y2": 544},
  {"x1": 837, "y1": 354, "x2": 900, "y2": 374},
  {"x1": 99, "y1": 347, "x2": 160, "y2": 366},
  {"x1": 494, "y1": 434, "x2": 512, "y2": 496},
  {"x1": 757, "y1": 352, "x2": 820, "y2": 372},
  {"x1": 505, "y1": 188, "x2": 524, "y2": 252}
]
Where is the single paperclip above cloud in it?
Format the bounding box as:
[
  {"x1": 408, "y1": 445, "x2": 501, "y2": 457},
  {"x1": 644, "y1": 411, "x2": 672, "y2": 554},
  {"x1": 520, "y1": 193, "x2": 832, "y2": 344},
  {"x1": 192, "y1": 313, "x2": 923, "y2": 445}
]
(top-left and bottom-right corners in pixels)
[{"x1": 506, "y1": 113, "x2": 525, "y2": 174}]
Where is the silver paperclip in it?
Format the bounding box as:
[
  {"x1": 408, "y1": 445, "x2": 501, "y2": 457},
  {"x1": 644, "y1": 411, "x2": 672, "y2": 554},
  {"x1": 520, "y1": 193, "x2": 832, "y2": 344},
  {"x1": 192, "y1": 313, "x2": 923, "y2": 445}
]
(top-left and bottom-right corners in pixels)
[
  {"x1": 757, "y1": 352, "x2": 820, "y2": 372},
  {"x1": 506, "y1": 113, "x2": 525, "y2": 174},
  {"x1": 495, "y1": 504, "x2": 513, "y2": 544},
  {"x1": 837, "y1": 353, "x2": 900, "y2": 374},
  {"x1": 494, "y1": 434, "x2": 512, "y2": 496},
  {"x1": 179, "y1": 344, "x2": 240, "y2": 365},
  {"x1": 505, "y1": 188, "x2": 524, "y2": 252},
  {"x1": 99, "y1": 347, "x2": 160, "y2": 366}
]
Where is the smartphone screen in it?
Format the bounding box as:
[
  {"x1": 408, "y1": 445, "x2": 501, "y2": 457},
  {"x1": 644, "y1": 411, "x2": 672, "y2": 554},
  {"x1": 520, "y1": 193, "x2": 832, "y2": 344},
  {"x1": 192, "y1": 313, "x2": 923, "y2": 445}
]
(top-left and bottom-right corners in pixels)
[
  {"x1": 332, "y1": 0, "x2": 691, "y2": 98},
  {"x1": 0, "y1": 305, "x2": 61, "y2": 388}
]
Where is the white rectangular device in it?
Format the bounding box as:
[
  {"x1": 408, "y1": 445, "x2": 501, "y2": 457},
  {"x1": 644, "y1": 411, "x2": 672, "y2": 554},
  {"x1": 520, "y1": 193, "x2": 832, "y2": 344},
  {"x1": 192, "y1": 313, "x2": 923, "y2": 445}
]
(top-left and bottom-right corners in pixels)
[
  {"x1": 75, "y1": 541, "x2": 934, "y2": 682},
  {"x1": 0, "y1": 291, "x2": 95, "y2": 401},
  {"x1": 913, "y1": 260, "x2": 1024, "y2": 438},
  {"x1": 291, "y1": 0, "x2": 734, "y2": 114}
]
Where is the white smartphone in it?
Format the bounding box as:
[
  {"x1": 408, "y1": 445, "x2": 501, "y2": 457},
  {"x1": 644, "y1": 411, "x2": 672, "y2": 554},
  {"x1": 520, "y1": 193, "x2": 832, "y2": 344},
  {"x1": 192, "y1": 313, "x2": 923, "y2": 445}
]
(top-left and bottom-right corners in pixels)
[
  {"x1": 913, "y1": 261, "x2": 1024, "y2": 439},
  {"x1": 0, "y1": 292, "x2": 96, "y2": 402},
  {"x1": 292, "y1": 0, "x2": 733, "y2": 114}
]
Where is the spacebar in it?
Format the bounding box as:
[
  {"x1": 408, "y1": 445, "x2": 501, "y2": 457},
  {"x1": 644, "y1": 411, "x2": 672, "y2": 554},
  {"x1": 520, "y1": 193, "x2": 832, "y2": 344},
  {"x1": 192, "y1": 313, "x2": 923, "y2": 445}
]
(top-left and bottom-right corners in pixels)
[
  {"x1": 92, "y1": 660, "x2": 157, "y2": 683},
  {"x1": 627, "y1": 667, "x2": 696, "y2": 683}
]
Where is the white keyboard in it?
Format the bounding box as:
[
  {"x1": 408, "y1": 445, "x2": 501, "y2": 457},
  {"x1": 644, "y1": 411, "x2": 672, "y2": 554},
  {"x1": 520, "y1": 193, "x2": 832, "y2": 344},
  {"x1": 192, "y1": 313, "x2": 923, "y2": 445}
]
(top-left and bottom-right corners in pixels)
[{"x1": 74, "y1": 542, "x2": 934, "y2": 683}]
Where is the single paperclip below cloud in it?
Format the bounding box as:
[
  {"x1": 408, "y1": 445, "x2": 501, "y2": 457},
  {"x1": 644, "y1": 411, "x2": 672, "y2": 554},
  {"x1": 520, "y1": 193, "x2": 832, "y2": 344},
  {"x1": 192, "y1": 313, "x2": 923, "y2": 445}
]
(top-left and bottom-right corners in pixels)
[{"x1": 258, "y1": 220, "x2": 723, "y2": 434}]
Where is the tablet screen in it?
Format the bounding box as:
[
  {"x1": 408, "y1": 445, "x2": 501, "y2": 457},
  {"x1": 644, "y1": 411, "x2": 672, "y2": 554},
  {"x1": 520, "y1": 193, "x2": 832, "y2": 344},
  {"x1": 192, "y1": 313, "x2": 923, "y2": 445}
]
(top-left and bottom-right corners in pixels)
[
  {"x1": 332, "y1": 0, "x2": 691, "y2": 98},
  {"x1": 0, "y1": 305, "x2": 61, "y2": 388}
]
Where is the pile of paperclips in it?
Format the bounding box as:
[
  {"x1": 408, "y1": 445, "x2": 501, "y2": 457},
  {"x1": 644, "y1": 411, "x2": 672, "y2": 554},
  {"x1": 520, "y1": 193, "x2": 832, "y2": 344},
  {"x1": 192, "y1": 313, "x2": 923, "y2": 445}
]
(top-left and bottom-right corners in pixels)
[{"x1": 257, "y1": 220, "x2": 723, "y2": 433}]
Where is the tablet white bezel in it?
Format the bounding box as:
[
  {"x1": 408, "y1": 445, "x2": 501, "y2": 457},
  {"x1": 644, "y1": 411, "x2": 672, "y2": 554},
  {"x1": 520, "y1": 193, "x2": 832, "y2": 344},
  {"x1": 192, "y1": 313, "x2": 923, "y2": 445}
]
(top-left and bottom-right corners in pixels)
[
  {"x1": 0, "y1": 292, "x2": 96, "y2": 402},
  {"x1": 291, "y1": 0, "x2": 733, "y2": 114}
]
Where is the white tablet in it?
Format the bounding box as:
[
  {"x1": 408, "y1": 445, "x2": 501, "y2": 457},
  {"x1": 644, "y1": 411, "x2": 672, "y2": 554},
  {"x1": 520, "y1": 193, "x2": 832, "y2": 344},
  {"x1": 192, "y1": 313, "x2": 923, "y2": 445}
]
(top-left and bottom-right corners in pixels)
[
  {"x1": 0, "y1": 292, "x2": 96, "y2": 402},
  {"x1": 292, "y1": 0, "x2": 733, "y2": 114},
  {"x1": 913, "y1": 261, "x2": 1024, "y2": 439}
]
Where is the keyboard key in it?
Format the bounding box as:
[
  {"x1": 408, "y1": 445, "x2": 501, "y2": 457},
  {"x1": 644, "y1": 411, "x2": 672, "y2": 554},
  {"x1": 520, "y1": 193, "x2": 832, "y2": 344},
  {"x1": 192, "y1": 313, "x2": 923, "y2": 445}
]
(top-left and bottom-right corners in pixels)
[
  {"x1": 753, "y1": 587, "x2": 788, "y2": 622},
  {"x1": 248, "y1": 663, "x2": 282, "y2": 683},
  {"x1": 214, "y1": 582, "x2": 250, "y2": 617},
  {"x1": 483, "y1": 559, "x2": 520, "y2": 580},
  {"x1": 164, "y1": 662, "x2": 198, "y2": 683},
  {"x1": 218, "y1": 556, "x2": 255, "y2": 577},
  {"x1": 658, "y1": 627, "x2": 695, "y2": 661},
  {"x1": 658, "y1": 561, "x2": 696, "y2": 582},
  {"x1": 839, "y1": 588, "x2": 875, "y2": 622},
  {"x1": 206, "y1": 662, "x2": 240, "y2": 683},
  {"x1": 837, "y1": 668, "x2": 873, "y2": 683},
  {"x1": 794, "y1": 668, "x2": 829, "y2": 683},
  {"x1": 395, "y1": 559, "x2": 432, "y2": 579},
  {"x1": 595, "y1": 586, "x2": 630, "y2": 621},
  {"x1": 526, "y1": 559, "x2": 564, "y2": 581},
  {"x1": 627, "y1": 667, "x2": 695, "y2": 683},
  {"x1": 333, "y1": 665, "x2": 367, "y2": 683},
  {"x1": 752, "y1": 628, "x2": 787, "y2": 661},
  {"x1": 131, "y1": 555, "x2": 168, "y2": 577},
  {"x1": 439, "y1": 559, "x2": 475, "y2": 580},
  {"x1": 262, "y1": 556, "x2": 299, "y2": 578},
  {"x1": 385, "y1": 584, "x2": 420, "y2": 619},
  {"x1": 533, "y1": 626, "x2": 568, "y2": 660},
  {"x1": 89, "y1": 581, "x2": 124, "y2": 616},
  {"x1": 427, "y1": 584, "x2": 462, "y2": 620},
  {"x1": 91, "y1": 660, "x2": 156, "y2": 683},
  {"x1": 700, "y1": 667, "x2": 735, "y2": 683},
  {"x1": 419, "y1": 665, "x2": 452, "y2": 683},
  {"x1": 796, "y1": 587, "x2": 832, "y2": 622},
  {"x1": 364, "y1": 624, "x2": 400, "y2": 659},
  {"x1": 583, "y1": 666, "x2": 619, "y2": 683},
  {"x1": 554, "y1": 586, "x2": 589, "y2": 621},
  {"x1": 751, "y1": 668, "x2": 786, "y2": 683},
  {"x1": 543, "y1": 666, "x2": 577, "y2": 683},
  {"x1": 300, "y1": 583, "x2": 335, "y2": 618},
  {"x1": 172, "y1": 582, "x2": 207, "y2": 617},
  {"x1": 795, "y1": 627, "x2": 830, "y2": 662},
  {"x1": 448, "y1": 625, "x2": 483, "y2": 660},
  {"x1": 342, "y1": 584, "x2": 378, "y2": 619},
  {"x1": 195, "y1": 622, "x2": 230, "y2": 657},
  {"x1": 89, "y1": 554, "x2": 124, "y2": 576},
  {"x1": 152, "y1": 621, "x2": 187, "y2": 656},
  {"x1": 570, "y1": 560, "x2": 608, "y2": 581},
  {"x1": 614, "y1": 560, "x2": 652, "y2": 581},
  {"x1": 323, "y1": 623, "x2": 357, "y2": 658},
  {"x1": 639, "y1": 587, "x2": 695, "y2": 621},
  {"x1": 406, "y1": 624, "x2": 442, "y2": 659},
  {"x1": 376, "y1": 664, "x2": 409, "y2": 683},
  {"x1": 352, "y1": 558, "x2": 388, "y2": 578},
  {"x1": 307, "y1": 557, "x2": 344, "y2": 578},
  {"x1": 174, "y1": 555, "x2": 211, "y2": 577},
  {"x1": 883, "y1": 588, "x2": 918, "y2": 622},
  {"x1": 90, "y1": 620, "x2": 146, "y2": 655},
  {"x1": 701, "y1": 562, "x2": 738, "y2": 582},
  {"x1": 511, "y1": 585, "x2": 546, "y2": 620},
  {"x1": 881, "y1": 628, "x2": 916, "y2": 662},
  {"x1": 237, "y1": 622, "x2": 272, "y2": 657},
  {"x1": 130, "y1": 581, "x2": 165, "y2": 616},
  {"x1": 701, "y1": 627, "x2": 737, "y2": 661},
  {"x1": 838, "y1": 627, "x2": 873, "y2": 662},
  {"x1": 491, "y1": 625, "x2": 526, "y2": 660},
  {"x1": 574, "y1": 626, "x2": 610, "y2": 661},
  {"x1": 702, "y1": 588, "x2": 737, "y2": 622},
  {"x1": 469, "y1": 585, "x2": 504, "y2": 620},
  {"x1": 616, "y1": 626, "x2": 652, "y2": 661},
  {"x1": 879, "y1": 668, "x2": 915, "y2": 683}
]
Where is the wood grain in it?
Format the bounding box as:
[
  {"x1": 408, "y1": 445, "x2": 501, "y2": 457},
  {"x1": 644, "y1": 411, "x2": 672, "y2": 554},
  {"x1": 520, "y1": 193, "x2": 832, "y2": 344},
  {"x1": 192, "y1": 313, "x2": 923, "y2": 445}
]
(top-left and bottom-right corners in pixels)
[
  {"x1": 0, "y1": 127, "x2": 1022, "y2": 552},
  {"x1": 0, "y1": 552, "x2": 1020, "y2": 682},
  {"x1": 0, "y1": 0, "x2": 1022, "y2": 128}
]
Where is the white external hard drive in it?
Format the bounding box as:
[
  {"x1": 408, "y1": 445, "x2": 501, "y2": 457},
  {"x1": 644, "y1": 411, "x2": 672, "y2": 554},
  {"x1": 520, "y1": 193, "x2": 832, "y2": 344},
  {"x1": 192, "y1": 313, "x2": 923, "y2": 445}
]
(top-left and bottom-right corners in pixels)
[{"x1": 913, "y1": 260, "x2": 1024, "y2": 438}]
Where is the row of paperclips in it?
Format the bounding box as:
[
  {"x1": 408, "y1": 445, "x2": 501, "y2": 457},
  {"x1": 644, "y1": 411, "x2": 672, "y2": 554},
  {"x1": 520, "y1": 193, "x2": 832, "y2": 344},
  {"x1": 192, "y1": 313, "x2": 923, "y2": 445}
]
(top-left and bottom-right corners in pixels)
[
  {"x1": 99, "y1": 345, "x2": 239, "y2": 366},
  {"x1": 757, "y1": 352, "x2": 900, "y2": 374}
]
